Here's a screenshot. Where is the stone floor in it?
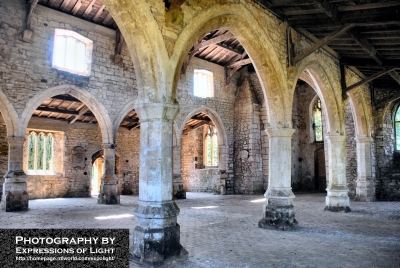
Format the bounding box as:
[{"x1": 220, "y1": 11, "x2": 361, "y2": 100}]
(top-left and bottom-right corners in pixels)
[{"x1": 1, "y1": 192, "x2": 399, "y2": 268}]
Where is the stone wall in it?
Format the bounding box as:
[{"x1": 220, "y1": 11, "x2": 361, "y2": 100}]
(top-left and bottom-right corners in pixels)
[
  {"x1": 345, "y1": 101, "x2": 357, "y2": 198},
  {"x1": 233, "y1": 76, "x2": 264, "y2": 194},
  {"x1": 0, "y1": 0, "x2": 136, "y2": 122},
  {"x1": 0, "y1": 116, "x2": 7, "y2": 199}
]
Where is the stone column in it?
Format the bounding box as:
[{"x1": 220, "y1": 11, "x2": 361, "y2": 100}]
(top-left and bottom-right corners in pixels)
[
  {"x1": 258, "y1": 128, "x2": 297, "y2": 230},
  {"x1": 325, "y1": 135, "x2": 351, "y2": 212},
  {"x1": 1, "y1": 137, "x2": 29, "y2": 212},
  {"x1": 355, "y1": 136, "x2": 375, "y2": 201},
  {"x1": 219, "y1": 145, "x2": 228, "y2": 195},
  {"x1": 133, "y1": 103, "x2": 186, "y2": 264},
  {"x1": 173, "y1": 145, "x2": 186, "y2": 199},
  {"x1": 97, "y1": 143, "x2": 120, "y2": 204}
]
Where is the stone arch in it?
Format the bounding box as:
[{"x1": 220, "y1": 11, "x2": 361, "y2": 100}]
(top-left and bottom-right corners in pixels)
[
  {"x1": 294, "y1": 58, "x2": 344, "y2": 135},
  {"x1": 20, "y1": 85, "x2": 113, "y2": 144},
  {"x1": 171, "y1": 5, "x2": 289, "y2": 127},
  {"x1": 0, "y1": 89, "x2": 19, "y2": 137},
  {"x1": 178, "y1": 106, "x2": 228, "y2": 171},
  {"x1": 100, "y1": 0, "x2": 169, "y2": 103},
  {"x1": 113, "y1": 100, "x2": 137, "y2": 136}
]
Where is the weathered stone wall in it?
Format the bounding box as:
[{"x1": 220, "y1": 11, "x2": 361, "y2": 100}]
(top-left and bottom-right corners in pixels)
[
  {"x1": 0, "y1": 116, "x2": 7, "y2": 199},
  {"x1": 0, "y1": 0, "x2": 136, "y2": 122},
  {"x1": 176, "y1": 57, "x2": 238, "y2": 194},
  {"x1": 233, "y1": 76, "x2": 263, "y2": 194},
  {"x1": 116, "y1": 128, "x2": 140, "y2": 195},
  {"x1": 345, "y1": 101, "x2": 357, "y2": 198}
]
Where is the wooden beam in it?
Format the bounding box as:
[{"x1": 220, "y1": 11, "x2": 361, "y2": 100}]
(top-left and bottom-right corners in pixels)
[
  {"x1": 283, "y1": 8, "x2": 323, "y2": 16},
  {"x1": 36, "y1": 107, "x2": 79, "y2": 115},
  {"x1": 83, "y1": 0, "x2": 96, "y2": 17},
  {"x1": 69, "y1": 107, "x2": 89, "y2": 124},
  {"x1": 26, "y1": 0, "x2": 38, "y2": 30},
  {"x1": 183, "y1": 121, "x2": 212, "y2": 135},
  {"x1": 338, "y1": 1, "x2": 400, "y2": 12},
  {"x1": 313, "y1": 0, "x2": 340, "y2": 22},
  {"x1": 293, "y1": 24, "x2": 354, "y2": 64},
  {"x1": 375, "y1": 92, "x2": 400, "y2": 108},
  {"x1": 102, "y1": 13, "x2": 113, "y2": 25},
  {"x1": 60, "y1": 0, "x2": 72, "y2": 10},
  {"x1": 93, "y1": 4, "x2": 106, "y2": 22},
  {"x1": 128, "y1": 123, "x2": 140, "y2": 130},
  {"x1": 294, "y1": 28, "x2": 340, "y2": 59},
  {"x1": 114, "y1": 28, "x2": 124, "y2": 64},
  {"x1": 346, "y1": 68, "x2": 397, "y2": 92},
  {"x1": 71, "y1": 0, "x2": 82, "y2": 15},
  {"x1": 190, "y1": 115, "x2": 211, "y2": 122},
  {"x1": 389, "y1": 70, "x2": 400, "y2": 86},
  {"x1": 227, "y1": 58, "x2": 252, "y2": 69},
  {"x1": 348, "y1": 29, "x2": 383, "y2": 65}
]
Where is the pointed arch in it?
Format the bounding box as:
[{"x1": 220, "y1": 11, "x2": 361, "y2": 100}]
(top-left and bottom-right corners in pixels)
[
  {"x1": 100, "y1": 0, "x2": 169, "y2": 103},
  {"x1": 113, "y1": 100, "x2": 137, "y2": 136},
  {"x1": 171, "y1": 5, "x2": 289, "y2": 127},
  {"x1": 0, "y1": 89, "x2": 19, "y2": 137},
  {"x1": 19, "y1": 85, "x2": 113, "y2": 144},
  {"x1": 293, "y1": 58, "x2": 344, "y2": 135}
]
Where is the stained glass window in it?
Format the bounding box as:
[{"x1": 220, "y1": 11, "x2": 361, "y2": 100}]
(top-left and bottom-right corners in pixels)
[
  {"x1": 396, "y1": 106, "x2": 400, "y2": 150},
  {"x1": 313, "y1": 99, "x2": 323, "y2": 142},
  {"x1": 27, "y1": 132, "x2": 54, "y2": 171},
  {"x1": 205, "y1": 126, "x2": 218, "y2": 166}
]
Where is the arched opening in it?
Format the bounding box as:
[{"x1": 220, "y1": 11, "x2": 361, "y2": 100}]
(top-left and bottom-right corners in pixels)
[
  {"x1": 181, "y1": 112, "x2": 221, "y2": 193},
  {"x1": 0, "y1": 112, "x2": 8, "y2": 201},
  {"x1": 291, "y1": 73, "x2": 328, "y2": 193},
  {"x1": 91, "y1": 153, "x2": 104, "y2": 196},
  {"x1": 114, "y1": 107, "x2": 141, "y2": 196}
]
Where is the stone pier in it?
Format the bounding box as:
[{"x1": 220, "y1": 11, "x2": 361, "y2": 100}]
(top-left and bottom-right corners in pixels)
[
  {"x1": 1, "y1": 137, "x2": 29, "y2": 212},
  {"x1": 355, "y1": 136, "x2": 375, "y2": 201},
  {"x1": 98, "y1": 143, "x2": 120, "y2": 204},
  {"x1": 173, "y1": 145, "x2": 186, "y2": 199},
  {"x1": 325, "y1": 135, "x2": 351, "y2": 212},
  {"x1": 259, "y1": 128, "x2": 297, "y2": 230},
  {"x1": 133, "y1": 103, "x2": 187, "y2": 264}
]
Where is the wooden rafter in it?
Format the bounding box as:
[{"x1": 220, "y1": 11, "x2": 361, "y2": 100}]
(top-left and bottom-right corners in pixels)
[
  {"x1": 346, "y1": 68, "x2": 397, "y2": 92},
  {"x1": 71, "y1": 0, "x2": 82, "y2": 15},
  {"x1": 183, "y1": 121, "x2": 213, "y2": 135},
  {"x1": 26, "y1": 0, "x2": 38, "y2": 30},
  {"x1": 69, "y1": 106, "x2": 90, "y2": 124},
  {"x1": 93, "y1": 4, "x2": 106, "y2": 22},
  {"x1": 83, "y1": 0, "x2": 97, "y2": 17},
  {"x1": 348, "y1": 29, "x2": 383, "y2": 65},
  {"x1": 337, "y1": 1, "x2": 400, "y2": 12},
  {"x1": 313, "y1": 0, "x2": 340, "y2": 22},
  {"x1": 389, "y1": 71, "x2": 400, "y2": 86},
  {"x1": 60, "y1": 0, "x2": 72, "y2": 10},
  {"x1": 293, "y1": 24, "x2": 354, "y2": 64}
]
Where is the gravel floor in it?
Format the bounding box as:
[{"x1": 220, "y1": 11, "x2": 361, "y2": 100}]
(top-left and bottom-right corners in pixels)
[{"x1": 1, "y1": 192, "x2": 399, "y2": 268}]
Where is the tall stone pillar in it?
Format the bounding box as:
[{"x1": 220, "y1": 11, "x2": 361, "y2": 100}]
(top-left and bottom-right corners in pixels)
[
  {"x1": 325, "y1": 135, "x2": 351, "y2": 212},
  {"x1": 97, "y1": 143, "x2": 120, "y2": 204},
  {"x1": 1, "y1": 137, "x2": 29, "y2": 211},
  {"x1": 173, "y1": 145, "x2": 186, "y2": 199},
  {"x1": 355, "y1": 136, "x2": 375, "y2": 201},
  {"x1": 258, "y1": 128, "x2": 297, "y2": 230},
  {"x1": 133, "y1": 103, "x2": 186, "y2": 264}
]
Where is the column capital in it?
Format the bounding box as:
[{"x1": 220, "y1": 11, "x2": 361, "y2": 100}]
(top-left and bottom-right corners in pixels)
[
  {"x1": 7, "y1": 136, "x2": 25, "y2": 144},
  {"x1": 135, "y1": 103, "x2": 179, "y2": 122},
  {"x1": 355, "y1": 135, "x2": 373, "y2": 143},
  {"x1": 265, "y1": 128, "x2": 295, "y2": 137},
  {"x1": 325, "y1": 134, "x2": 346, "y2": 143}
]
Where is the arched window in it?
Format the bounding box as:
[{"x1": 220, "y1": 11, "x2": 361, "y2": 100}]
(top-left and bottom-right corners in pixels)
[
  {"x1": 28, "y1": 132, "x2": 54, "y2": 171},
  {"x1": 313, "y1": 98, "x2": 323, "y2": 142},
  {"x1": 52, "y1": 29, "x2": 93, "y2": 76},
  {"x1": 205, "y1": 126, "x2": 218, "y2": 166},
  {"x1": 194, "y1": 69, "x2": 214, "y2": 98},
  {"x1": 395, "y1": 106, "x2": 400, "y2": 150}
]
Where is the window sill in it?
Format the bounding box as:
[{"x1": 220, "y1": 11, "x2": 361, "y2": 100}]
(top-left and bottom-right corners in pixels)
[{"x1": 26, "y1": 170, "x2": 59, "y2": 176}]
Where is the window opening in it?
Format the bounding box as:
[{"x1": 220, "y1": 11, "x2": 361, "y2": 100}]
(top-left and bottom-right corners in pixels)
[
  {"x1": 28, "y1": 132, "x2": 54, "y2": 171},
  {"x1": 194, "y1": 69, "x2": 214, "y2": 98},
  {"x1": 313, "y1": 99, "x2": 323, "y2": 142},
  {"x1": 396, "y1": 106, "x2": 400, "y2": 150},
  {"x1": 52, "y1": 29, "x2": 93, "y2": 76},
  {"x1": 205, "y1": 126, "x2": 218, "y2": 166}
]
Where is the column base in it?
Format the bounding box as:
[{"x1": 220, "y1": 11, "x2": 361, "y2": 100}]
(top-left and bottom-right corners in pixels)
[
  {"x1": 1, "y1": 172, "x2": 29, "y2": 212},
  {"x1": 133, "y1": 200, "x2": 187, "y2": 265},
  {"x1": 355, "y1": 178, "x2": 375, "y2": 202},
  {"x1": 325, "y1": 186, "x2": 351, "y2": 212},
  {"x1": 258, "y1": 189, "x2": 297, "y2": 230},
  {"x1": 97, "y1": 175, "x2": 120, "y2": 204},
  {"x1": 173, "y1": 175, "x2": 186, "y2": 199}
]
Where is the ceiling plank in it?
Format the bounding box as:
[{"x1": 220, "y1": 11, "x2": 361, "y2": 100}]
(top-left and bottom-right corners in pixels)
[
  {"x1": 83, "y1": 0, "x2": 97, "y2": 17},
  {"x1": 71, "y1": 0, "x2": 82, "y2": 15},
  {"x1": 293, "y1": 24, "x2": 354, "y2": 64},
  {"x1": 347, "y1": 28, "x2": 383, "y2": 66},
  {"x1": 313, "y1": 0, "x2": 340, "y2": 22},
  {"x1": 69, "y1": 106, "x2": 90, "y2": 124},
  {"x1": 227, "y1": 58, "x2": 252, "y2": 69},
  {"x1": 92, "y1": 4, "x2": 106, "y2": 22},
  {"x1": 389, "y1": 70, "x2": 400, "y2": 86},
  {"x1": 60, "y1": 0, "x2": 72, "y2": 10},
  {"x1": 183, "y1": 121, "x2": 212, "y2": 135},
  {"x1": 36, "y1": 107, "x2": 79, "y2": 115},
  {"x1": 346, "y1": 68, "x2": 397, "y2": 92}
]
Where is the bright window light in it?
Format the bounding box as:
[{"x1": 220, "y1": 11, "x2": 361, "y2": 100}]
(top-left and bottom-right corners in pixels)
[
  {"x1": 194, "y1": 69, "x2": 214, "y2": 98},
  {"x1": 95, "y1": 214, "x2": 134, "y2": 220},
  {"x1": 52, "y1": 29, "x2": 93, "y2": 76}
]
